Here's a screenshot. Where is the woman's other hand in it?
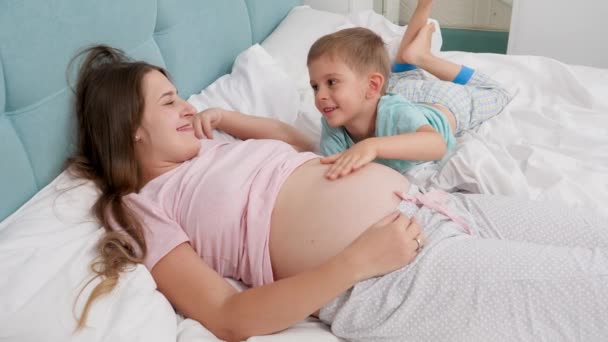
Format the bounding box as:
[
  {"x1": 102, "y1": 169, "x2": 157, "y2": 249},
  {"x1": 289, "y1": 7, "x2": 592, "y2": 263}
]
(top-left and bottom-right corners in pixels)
[
  {"x1": 342, "y1": 211, "x2": 424, "y2": 281},
  {"x1": 193, "y1": 107, "x2": 225, "y2": 139}
]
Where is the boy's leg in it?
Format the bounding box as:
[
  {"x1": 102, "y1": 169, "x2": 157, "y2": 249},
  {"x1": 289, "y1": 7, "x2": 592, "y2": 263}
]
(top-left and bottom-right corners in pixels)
[
  {"x1": 389, "y1": 22, "x2": 512, "y2": 132},
  {"x1": 401, "y1": 22, "x2": 463, "y2": 82},
  {"x1": 393, "y1": 1, "x2": 470, "y2": 83},
  {"x1": 395, "y1": 0, "x2": 434, "y2": 65}
]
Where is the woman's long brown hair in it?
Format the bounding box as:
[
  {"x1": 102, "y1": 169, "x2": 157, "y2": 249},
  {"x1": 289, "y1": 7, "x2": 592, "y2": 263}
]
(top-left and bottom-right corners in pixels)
[{"x1": 67, "y1": 45, "x2": 168, "y2": 329}]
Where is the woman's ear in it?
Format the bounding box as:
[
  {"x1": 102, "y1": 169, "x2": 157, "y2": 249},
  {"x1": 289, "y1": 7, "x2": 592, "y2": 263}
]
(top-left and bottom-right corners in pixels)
[
  {"x1": 366, "y1": 72, "x2": 385, "y2": 99},
  {"x1": 134, "y1": 126, "x2": 144, "y2": 142}
]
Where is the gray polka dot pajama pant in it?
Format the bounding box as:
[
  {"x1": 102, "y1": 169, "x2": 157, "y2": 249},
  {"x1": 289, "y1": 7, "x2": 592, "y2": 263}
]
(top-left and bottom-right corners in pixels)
[{"x1": 319, "y1": 193, "x2": 608, "y2": 342}]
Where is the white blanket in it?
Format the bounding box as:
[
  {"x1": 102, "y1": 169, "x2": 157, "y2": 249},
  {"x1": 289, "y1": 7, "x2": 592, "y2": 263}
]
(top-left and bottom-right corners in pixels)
[{"x1": 407, "y1": 52, "x2": 608, "y2": 217}]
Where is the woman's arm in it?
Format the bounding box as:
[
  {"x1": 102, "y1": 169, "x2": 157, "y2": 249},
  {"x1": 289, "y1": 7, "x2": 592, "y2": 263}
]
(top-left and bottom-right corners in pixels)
[
  {"x1": 153, "y1": 243, "x2": 357, "y2": 341},
  {"x1": 194, "y1": 108, "x2": 316, "y2": 152},
  {"x1": 152, "y1": 212, "x2": 422, "y2": 342}
]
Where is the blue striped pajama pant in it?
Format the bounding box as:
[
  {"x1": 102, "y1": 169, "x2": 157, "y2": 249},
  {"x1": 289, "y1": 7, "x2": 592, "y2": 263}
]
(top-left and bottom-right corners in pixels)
[{"x1": 387, "y1": 68, "x2": 512, "y2": 134}]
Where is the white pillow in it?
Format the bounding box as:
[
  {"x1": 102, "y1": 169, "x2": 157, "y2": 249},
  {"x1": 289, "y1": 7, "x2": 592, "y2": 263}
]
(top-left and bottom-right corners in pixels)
[
  {"x1": 0, "y1": 172, "x2": 177, "y2": 342},
  {"x1": 187, "y1": 44, "x2": 300, "y2": 142},
  {"x1": 261, "y1": 5, "x2": 349, "y2": 92}
]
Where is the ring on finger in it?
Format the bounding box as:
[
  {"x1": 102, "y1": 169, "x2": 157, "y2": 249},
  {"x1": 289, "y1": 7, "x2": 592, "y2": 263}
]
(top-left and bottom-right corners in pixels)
[{"x1": 414, "y1": 236, "x2": 423, "y2": 252}]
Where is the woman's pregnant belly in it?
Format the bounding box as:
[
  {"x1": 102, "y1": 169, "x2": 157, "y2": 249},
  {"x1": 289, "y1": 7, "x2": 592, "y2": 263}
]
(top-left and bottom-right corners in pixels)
[{"x1": 269, "y1": 158, "x2": 410, "y2": 280}]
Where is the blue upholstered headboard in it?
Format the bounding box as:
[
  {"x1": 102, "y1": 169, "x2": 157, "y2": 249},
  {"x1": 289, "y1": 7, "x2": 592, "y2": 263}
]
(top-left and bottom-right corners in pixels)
[{"x1": 0, "y1": 0, "x2": 301, "y2": 221}]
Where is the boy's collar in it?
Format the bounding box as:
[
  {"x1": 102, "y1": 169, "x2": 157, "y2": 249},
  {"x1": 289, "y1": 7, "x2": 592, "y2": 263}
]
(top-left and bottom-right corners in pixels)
[{"x1": 344, "y1": 98, "x2": 379, "y2": 142}]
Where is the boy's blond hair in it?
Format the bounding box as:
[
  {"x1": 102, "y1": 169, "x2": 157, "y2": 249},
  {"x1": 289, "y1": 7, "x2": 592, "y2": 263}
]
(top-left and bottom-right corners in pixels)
[{"x1": 307, "y1": 27, "x2": 391, "y2": 94}]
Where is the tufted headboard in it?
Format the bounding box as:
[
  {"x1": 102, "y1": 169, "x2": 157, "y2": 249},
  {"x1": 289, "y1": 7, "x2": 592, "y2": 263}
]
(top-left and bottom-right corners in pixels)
[{"x1": 0, "y1": 0, "x2": 301, "y2": 221}]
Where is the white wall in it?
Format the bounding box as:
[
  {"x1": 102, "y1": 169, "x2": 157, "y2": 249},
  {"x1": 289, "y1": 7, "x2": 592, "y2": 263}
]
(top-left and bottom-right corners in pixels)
[
  {"x1": 399, "y1": 0, "x2": 512, "y2": 30},
  {"x1": 508, "y1": 0, "x2": 608, "y2": 68},
  {"x1": 302, "y1": 0, "x2": 374, "y2": 14},
  {"x1": 303, "y1": 0, "x2": 400, "y2": 23}
]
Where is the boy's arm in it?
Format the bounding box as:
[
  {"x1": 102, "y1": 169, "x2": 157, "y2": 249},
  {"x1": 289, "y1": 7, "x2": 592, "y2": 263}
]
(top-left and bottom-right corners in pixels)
[
  {"x1": 322, "y1": 125, "x2": 446, "y2": 180},
  {"x1": 372, "y1": 125, "x2": 446, "y2": 161}
]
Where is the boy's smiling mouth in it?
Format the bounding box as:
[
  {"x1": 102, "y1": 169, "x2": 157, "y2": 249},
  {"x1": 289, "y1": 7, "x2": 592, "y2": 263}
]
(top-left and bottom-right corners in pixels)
[{"x1": 323, "y1": 106, "x2": 338, "y2": 115}]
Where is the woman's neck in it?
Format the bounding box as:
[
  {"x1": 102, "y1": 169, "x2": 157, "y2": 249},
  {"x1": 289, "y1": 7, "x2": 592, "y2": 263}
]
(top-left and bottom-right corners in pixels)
[
  {"x1": 138, "y1": 160, "x2": 183, "y2": 189},
  {"x1": 135, "y1": 143, "x2": 201, "y2": 189}
]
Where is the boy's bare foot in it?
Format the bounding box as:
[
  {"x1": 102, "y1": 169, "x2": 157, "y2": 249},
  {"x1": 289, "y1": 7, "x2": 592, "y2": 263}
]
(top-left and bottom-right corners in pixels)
[
  {"x1": 417, "y1": 0, "x2": 434, "y2": 7},
  {"x1": 399, "y1": 22, "x2": 436, "y2": 65}
]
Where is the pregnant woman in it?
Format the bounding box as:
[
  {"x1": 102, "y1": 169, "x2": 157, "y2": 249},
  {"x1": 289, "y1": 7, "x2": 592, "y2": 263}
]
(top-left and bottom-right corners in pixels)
[{"x1": 71, "y1": 45, "x2": 608, "y2": 342}]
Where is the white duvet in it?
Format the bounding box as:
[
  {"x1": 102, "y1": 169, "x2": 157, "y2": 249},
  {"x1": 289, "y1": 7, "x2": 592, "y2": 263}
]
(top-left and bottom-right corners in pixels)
[{"x1": 410, "y1": 51, "x2": 608, "y2": 217}]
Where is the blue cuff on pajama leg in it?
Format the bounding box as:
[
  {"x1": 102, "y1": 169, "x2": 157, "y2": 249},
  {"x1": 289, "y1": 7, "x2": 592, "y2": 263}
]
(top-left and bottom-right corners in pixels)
[
  {"x1": 453, "y1": 65, "x2": 475, "y2": 85},
  {"x1": 392, "y1": 63, "x2": 418, "y2": 72}
]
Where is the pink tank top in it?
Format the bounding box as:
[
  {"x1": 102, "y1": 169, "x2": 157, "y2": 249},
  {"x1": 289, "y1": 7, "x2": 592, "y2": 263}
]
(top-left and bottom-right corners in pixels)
[{"x1": 126, "y1": 139, "x2": 318, "y2": 287}]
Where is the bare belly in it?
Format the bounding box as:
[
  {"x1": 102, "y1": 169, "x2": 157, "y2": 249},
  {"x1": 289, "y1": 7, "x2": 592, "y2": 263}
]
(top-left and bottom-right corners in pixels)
[{"x1": 269, "y1": 158, "x2": 410, "y2": 280}]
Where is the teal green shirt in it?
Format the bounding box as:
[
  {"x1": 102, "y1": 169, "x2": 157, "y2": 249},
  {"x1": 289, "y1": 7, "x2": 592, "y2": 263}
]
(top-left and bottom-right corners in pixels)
[{"x1": 320, "y1": 94, "x2": 456, "y2": 173}]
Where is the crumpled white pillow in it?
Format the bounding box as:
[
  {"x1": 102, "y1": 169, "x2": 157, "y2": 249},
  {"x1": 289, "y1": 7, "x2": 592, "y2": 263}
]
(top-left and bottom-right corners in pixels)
[
  {"x1": 0, "y1": 171, "x2": 177, "y2": 342},
  {"x1": 187, "y1": 43, "x2": 301, "y2": 142},
  {"x1": 261, "y1": 6, "x2": 349, "y2": 93}
]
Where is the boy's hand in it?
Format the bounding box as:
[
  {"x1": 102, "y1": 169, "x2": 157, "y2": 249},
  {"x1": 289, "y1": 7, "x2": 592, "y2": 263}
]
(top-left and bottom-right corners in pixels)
[
  {"x1": 193, "y1": 108, "x2": 224, "y2": 139},
  {"x1": 321, "y1": 139, "x2": 378, "y2": 180}
]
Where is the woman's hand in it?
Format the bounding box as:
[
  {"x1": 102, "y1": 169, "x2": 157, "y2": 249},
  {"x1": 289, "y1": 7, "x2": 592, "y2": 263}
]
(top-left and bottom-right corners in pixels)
[
  {"x1": 342, "y1": 211, "x2": 424, "y2": 281},
  {"x1": 320, "y1": 139, "x2": 378, "y2": 180},
  {"x1": 193, "y1": 107, "x2": 225, "y2": 139}
]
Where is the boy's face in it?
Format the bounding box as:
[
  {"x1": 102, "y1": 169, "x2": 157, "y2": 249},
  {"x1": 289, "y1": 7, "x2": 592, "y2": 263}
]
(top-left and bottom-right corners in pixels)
[{"x1": 308, "y1": 55, "x2": 372, "y2": 128}]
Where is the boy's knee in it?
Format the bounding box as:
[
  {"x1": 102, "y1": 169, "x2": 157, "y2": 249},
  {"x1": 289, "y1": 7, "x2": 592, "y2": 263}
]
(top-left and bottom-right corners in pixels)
[{"x1": 496, "y1": 88, "x2": 513, "y2": 106}]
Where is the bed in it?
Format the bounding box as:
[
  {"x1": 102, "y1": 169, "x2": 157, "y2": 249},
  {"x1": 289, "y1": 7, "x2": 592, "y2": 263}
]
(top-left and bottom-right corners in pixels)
[{"x1": 1, "y1": 1, "x2": 607, "y2": 341}]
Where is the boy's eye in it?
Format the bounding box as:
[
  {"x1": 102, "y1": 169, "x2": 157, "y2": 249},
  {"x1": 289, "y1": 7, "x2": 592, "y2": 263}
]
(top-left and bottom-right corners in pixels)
[
  {"x1": 328, "y1": 79, "x2": 337, "y2": 86},
  {"x1": 311, "y1": 84, "x2": 318, "y2": 92}
]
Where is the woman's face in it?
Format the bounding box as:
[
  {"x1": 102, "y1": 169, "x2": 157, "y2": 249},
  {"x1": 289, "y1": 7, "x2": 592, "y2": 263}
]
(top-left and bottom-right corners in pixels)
[{"x1": 135, "y1": 70, "x2": 200, "y2": 168}]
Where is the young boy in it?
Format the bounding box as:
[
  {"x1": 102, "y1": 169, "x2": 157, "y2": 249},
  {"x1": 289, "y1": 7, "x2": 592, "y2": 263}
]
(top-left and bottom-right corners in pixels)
[{"x1": 308, "y1": 0, "x2": 512, "y2": 180}]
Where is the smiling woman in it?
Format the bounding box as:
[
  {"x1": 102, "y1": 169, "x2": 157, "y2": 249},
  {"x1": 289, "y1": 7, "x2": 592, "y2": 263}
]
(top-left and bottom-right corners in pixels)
[{"x1": 69, "y1": 44, "x2": 425, "y2": 341}]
